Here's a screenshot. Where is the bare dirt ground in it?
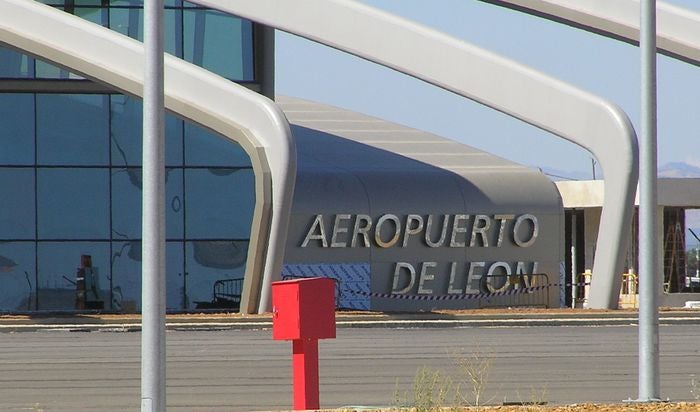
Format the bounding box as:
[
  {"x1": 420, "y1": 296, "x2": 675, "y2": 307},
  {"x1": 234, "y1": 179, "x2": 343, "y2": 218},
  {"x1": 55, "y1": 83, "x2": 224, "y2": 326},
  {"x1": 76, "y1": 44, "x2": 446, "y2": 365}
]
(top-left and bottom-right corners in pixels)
[
  {"x1": 326, "y1": 403, "x2": 700, "y2": 411},
  {"x1": 454, "y1": 403, "x2": 699, "y2": 411}
]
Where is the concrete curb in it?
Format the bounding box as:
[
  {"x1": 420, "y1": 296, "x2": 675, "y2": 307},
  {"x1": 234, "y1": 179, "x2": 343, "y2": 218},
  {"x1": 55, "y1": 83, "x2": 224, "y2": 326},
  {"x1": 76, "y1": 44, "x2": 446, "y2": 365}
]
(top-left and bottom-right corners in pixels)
[{"x1": 0, "y1": 310, "x2": 698, "y2": 332}]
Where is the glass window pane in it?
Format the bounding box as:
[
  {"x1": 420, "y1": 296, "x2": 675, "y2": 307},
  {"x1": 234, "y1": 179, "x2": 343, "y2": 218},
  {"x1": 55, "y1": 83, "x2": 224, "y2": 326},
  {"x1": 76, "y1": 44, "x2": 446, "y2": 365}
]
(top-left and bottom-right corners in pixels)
[
  {"x1": 112, "y1": 0, "x2": 182, "y2": 7},
  {"x1": 111, "y1": 167, "x2": 184, "y2": 239},
  {"x1": 184, "y1": 10, "x2": 254, "y2": 80},
  {"x1": 166, "y1": 169, "x2": 185, "y2": 239},
  {"x1": 0, "y1": 168, "x2": 35, "y2": 239},
  {"x1": 0, "y1": 242, "x2": 36, "y2": 311},
  {"x1": 184, "y1": 123, "x2": 251, "y2": 167},
  {"x1": 110, "y1": 9, "x2": 182, "y2": 56},
  {"x1": 110, "y1": 240, "x2": 140, "y2": 311},
  {"x1": 37, "y1": 242, "x2": 109, "y2": 310},
  {"x1": 111, "y1": 168, "x2": 141, "y2": 240},
  {"x1": 185, "y1": 240, "x2": 247, "y2": 310},
  {"x1": 74, "y1": 7, "x2": 106, "y2": 25},
  {"x1": 0, "y1": 47, "x2": 34, "y2": 78},
  {"x1": 111, "y1": 241, "x2": 183, "y2": 311},
  {"x1": 37, "y1": 94, "x2": 109, "y2": 165},
  {"x1": 111, "y1": 95, "x2": 184, "y2": 167},
  {"x1": 35, "y1": 60, "x2": 71, "y2": 79},
  {"x1": 167, "y1": 242, "x2": 185, "y2": 310},
  {"x1": 35, "y1": 55, "x2": 84, "y2": 79},
  {"x1": 38, "y1": 168, "x2": 110, "y2": 239},
  {"x1": 185, "y1": 168, "x2": 254, "y2": 239},
  {"x1": 0, "y1": 94, "x2": 35, "y2": 165}
]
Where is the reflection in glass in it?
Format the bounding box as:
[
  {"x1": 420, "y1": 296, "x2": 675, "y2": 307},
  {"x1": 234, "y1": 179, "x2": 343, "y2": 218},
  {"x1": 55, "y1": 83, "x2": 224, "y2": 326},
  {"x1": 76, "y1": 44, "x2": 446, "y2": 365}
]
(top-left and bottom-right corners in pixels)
[
  {"x1": 0, "y1": 94, "x2": 35, "y2": 165},
  {"x1": 0, "y1": 48, "x2": 33, "y2": 78},
  {"x1": 185, "y1": 240, "x2": 247, "y2": 309},
  {"x1": 0, "y1": 169, "x2": 35, "y2": 240},
  {"x1": 37, "y1": 94, "x2": 109, "y2": 165},
  {"x1": 38, "y1": 168, "x2": 110, "y2": 239},
  {"x1": 184, "y1": 123, "x2": 251, "y2": 167},
  {"x1": 185, "y1": 168, "x2": 255, "y2": 239},
  {"x1": 37, "y1": 242, "x2": 109, "y2": 310},
  {"x1": 110, "y1": 8, "x2": 182, "y2": 56},
  {"x1": 0, "y1": 243, "x2": 36, "y2": 311},
  {"x1": 110, "y1": 241, "x2": 140, "y2": 311},
  {"x1": 111, "y1": 168, "x2": 184, "y2": 239},
  {"x1": 111, "y1": 241, "x2": 183, "y2": 311},
  {"x1": 110, "y1": 95, "x2": 183, "y2": 166},
  {"x1": 74, "y1": 7, "x2": 106, "y2": 25},
  {"x1": 167, "y1": 242, "x2": 185, "y2": 311},
  {"x1": 35, "y1": 60, "x2": 69, "y2": 79},
  {"x1": 184, "y1": 9, "x2": 254, "y2": 80},
  {"x1": 111, "y1": 0, "x2": 183, "y2": 6}
]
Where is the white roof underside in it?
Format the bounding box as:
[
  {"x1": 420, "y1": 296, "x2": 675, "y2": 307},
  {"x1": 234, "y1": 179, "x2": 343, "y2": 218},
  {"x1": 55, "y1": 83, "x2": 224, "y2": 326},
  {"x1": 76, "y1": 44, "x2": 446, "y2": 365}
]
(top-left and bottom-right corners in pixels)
[{"x1": 277, "y1": 96, "x2": 562, "y2": 213}]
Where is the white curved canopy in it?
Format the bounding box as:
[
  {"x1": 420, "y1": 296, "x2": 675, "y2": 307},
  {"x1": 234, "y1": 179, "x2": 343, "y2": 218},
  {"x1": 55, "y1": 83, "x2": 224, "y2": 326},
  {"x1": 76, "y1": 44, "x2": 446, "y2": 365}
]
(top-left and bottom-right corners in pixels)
[
  {"x1": 192, "y1": 0, "x2": 638, "y2": 309},
  {"x1": 481, "y1": 0, "x2": 700, "y2": 66},
  {"x1": 0, "y1": 0, "x2": 296, "y2": 313}
]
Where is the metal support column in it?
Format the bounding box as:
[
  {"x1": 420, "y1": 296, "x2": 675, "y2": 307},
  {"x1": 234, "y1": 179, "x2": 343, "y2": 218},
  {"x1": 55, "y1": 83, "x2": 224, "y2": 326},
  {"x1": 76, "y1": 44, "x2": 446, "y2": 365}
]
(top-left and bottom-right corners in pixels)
[
  {"x1": 141, "y1": 0, "x2": 166, "y2": 410},
  {"x1": 571, "y1": 212, "x2": 577, "y2": 308},
  {"x1": 638, "y1": 0, "x2": 660, "y2": 402}
]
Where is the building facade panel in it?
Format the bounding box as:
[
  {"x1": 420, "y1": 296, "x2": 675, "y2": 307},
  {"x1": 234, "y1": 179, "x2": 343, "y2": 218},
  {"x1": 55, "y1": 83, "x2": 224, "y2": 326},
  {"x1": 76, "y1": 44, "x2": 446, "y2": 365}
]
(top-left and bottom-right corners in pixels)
[
  {"x1": 0, "y1": 0, "x2": 259, "y2": 312},
  {"x1": 281, "y1": 97, "x2": 563, "y2": 312}
]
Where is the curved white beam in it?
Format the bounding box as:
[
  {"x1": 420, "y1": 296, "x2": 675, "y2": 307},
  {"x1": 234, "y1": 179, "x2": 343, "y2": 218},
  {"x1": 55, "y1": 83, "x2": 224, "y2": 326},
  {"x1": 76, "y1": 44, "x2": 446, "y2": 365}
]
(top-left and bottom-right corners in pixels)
[
  {"x1": 481, "y1": 0, "x2": 700, "y2": 66},
  {"x1": 194, "y1": 0, "x2": 638, "y2": 309},
  {"x1": 0, "y1": 0, "x2": 296, "y2": 314}
]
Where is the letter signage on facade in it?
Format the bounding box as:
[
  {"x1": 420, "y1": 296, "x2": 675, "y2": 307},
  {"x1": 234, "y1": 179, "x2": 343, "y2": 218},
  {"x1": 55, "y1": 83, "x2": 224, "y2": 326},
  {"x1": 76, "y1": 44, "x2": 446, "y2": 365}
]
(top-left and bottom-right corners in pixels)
[
  {"x1": 298, "y1": 212, "x2": 543, "y2": 299},
  {"x1": 301, "y1": 213, "x2": 540, "y2": 250}
]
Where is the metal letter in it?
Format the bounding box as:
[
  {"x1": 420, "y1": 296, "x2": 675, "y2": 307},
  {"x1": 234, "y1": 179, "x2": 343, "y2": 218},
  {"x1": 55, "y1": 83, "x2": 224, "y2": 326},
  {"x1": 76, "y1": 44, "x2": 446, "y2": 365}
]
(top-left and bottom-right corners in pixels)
[
  {"x1": 425, "y1": 214, "x2": 449, "y2": 248},
  {"x1": 417, "y1": 262, "x2": 437, "y2": 294},
  {"x1": 351, "y1": 214, "x2": 372, "y2": 248},
  {"x1": 465, "y1": 262, "x2": 485, "y2": 294},
  {"x1": 301, "y1": 214, "x2": 328, "y2": 248},
  {"x1": 392, "y1": 262, "x2": 415, "y2": 294},
  {"x1": 449, "y1": 214, "x2": 468, "y2": 247},
  {"x1": 469, "y1": 214, "x2": 492, "y2": 247},
  {"x1": 402, "y1": 214, "x2": 424, "y2": 247},
  {"x1": 513, "y1": 214, "x2": 539, "y2": 248},
  {"x1": 375, "y1": 214, "x2": 401, "y2": 248},
  {"x1": 330, "y1": 214, "x2": 351, "y2": 248},
  {"x1": 447, "y1": 261, "x2": 462, "y2": 294},
  {"x1": 485, "y1": 262, "x2": 512, "y2": 293},
  {"x1": 515, "y1": 261, "x2": 539, "y2": 289},
  {"x1": 494, "y1": 214, "x2": 515, "y2": 247}
]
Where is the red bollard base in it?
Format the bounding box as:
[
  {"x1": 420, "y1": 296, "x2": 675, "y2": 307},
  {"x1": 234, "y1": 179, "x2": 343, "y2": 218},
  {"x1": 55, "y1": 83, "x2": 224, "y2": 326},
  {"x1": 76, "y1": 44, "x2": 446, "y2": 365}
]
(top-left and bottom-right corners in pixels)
[{"x1": 292, "y1": 338, "x2": 319, "y2": 410}]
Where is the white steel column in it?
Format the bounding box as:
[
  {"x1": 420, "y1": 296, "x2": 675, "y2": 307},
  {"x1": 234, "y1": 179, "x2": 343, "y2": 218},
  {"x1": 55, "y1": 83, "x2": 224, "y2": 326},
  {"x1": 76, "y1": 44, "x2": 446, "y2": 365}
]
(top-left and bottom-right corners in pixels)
[
  {"x1": 141, "y1": 0, "x2": 166, "y2": 410},
  {"x1": 638, "y1": 0, "x2": 660, "y2": 401},
  {"x1": 571, "y1": 212, "x2": 577, "y2": 308}
]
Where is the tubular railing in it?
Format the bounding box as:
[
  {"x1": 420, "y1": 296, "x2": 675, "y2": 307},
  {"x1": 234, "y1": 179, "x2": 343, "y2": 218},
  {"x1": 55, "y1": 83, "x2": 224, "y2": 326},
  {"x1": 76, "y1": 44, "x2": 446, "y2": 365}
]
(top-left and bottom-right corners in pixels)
[{"x1": 478, "y1": 273, "x2": 551, "y2": 309}]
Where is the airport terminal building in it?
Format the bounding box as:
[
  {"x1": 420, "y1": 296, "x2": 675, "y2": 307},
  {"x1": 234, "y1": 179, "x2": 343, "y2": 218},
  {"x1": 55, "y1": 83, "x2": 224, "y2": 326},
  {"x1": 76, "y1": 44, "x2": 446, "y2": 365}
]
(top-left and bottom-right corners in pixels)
[
  {"x1": 0, "y1": 1, "x2": 564, "y2": 313},
  {"x1": 3, "y1": 0, "x2": 659, "y2": 314}
]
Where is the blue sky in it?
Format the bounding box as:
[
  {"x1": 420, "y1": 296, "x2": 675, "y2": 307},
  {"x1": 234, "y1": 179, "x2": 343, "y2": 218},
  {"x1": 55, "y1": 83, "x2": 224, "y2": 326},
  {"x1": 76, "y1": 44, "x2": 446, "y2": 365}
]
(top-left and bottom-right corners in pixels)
[{"x1": 275, "y1": 0, "x2": 700, "y2": 180}]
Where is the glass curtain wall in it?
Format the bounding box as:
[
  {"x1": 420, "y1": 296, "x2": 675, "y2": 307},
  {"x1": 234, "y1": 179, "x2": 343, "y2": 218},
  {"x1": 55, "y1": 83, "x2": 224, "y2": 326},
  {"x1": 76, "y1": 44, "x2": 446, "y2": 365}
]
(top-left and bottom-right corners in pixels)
[{"x1": 0, "y1": 1, "x2": 257, "y2": 312}]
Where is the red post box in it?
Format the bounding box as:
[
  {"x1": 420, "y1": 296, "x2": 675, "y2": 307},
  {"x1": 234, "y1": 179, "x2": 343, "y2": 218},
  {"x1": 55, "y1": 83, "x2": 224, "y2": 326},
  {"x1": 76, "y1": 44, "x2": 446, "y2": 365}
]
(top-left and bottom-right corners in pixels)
[{"x1": 272, "y1": 277, "x2": 336, "y2": 411}]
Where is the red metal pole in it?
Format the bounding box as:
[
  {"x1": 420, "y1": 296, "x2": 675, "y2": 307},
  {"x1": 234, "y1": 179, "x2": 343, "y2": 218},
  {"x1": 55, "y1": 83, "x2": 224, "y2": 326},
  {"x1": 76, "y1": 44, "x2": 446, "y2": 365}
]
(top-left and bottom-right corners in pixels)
[{"x1": 292, "y1": 338, "x2": 319, "y2": 410}]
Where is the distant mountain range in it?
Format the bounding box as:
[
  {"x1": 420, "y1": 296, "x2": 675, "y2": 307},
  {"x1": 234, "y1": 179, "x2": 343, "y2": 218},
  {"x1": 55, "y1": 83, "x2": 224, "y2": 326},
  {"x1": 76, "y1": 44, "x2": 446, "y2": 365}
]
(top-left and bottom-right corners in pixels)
[
  {"x1": 537, "y1": 161, "x2": 700, "y2": 181},
  {"x1": 658, "y1": 161, "x2": 700, "y2": 178}
]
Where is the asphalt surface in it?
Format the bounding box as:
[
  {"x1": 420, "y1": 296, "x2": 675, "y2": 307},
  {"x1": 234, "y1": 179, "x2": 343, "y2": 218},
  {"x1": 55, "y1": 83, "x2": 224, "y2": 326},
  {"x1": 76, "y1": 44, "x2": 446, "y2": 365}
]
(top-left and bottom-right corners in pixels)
[{"x1": 0, "y1": 311, "x2": 698, "y2": 411}]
